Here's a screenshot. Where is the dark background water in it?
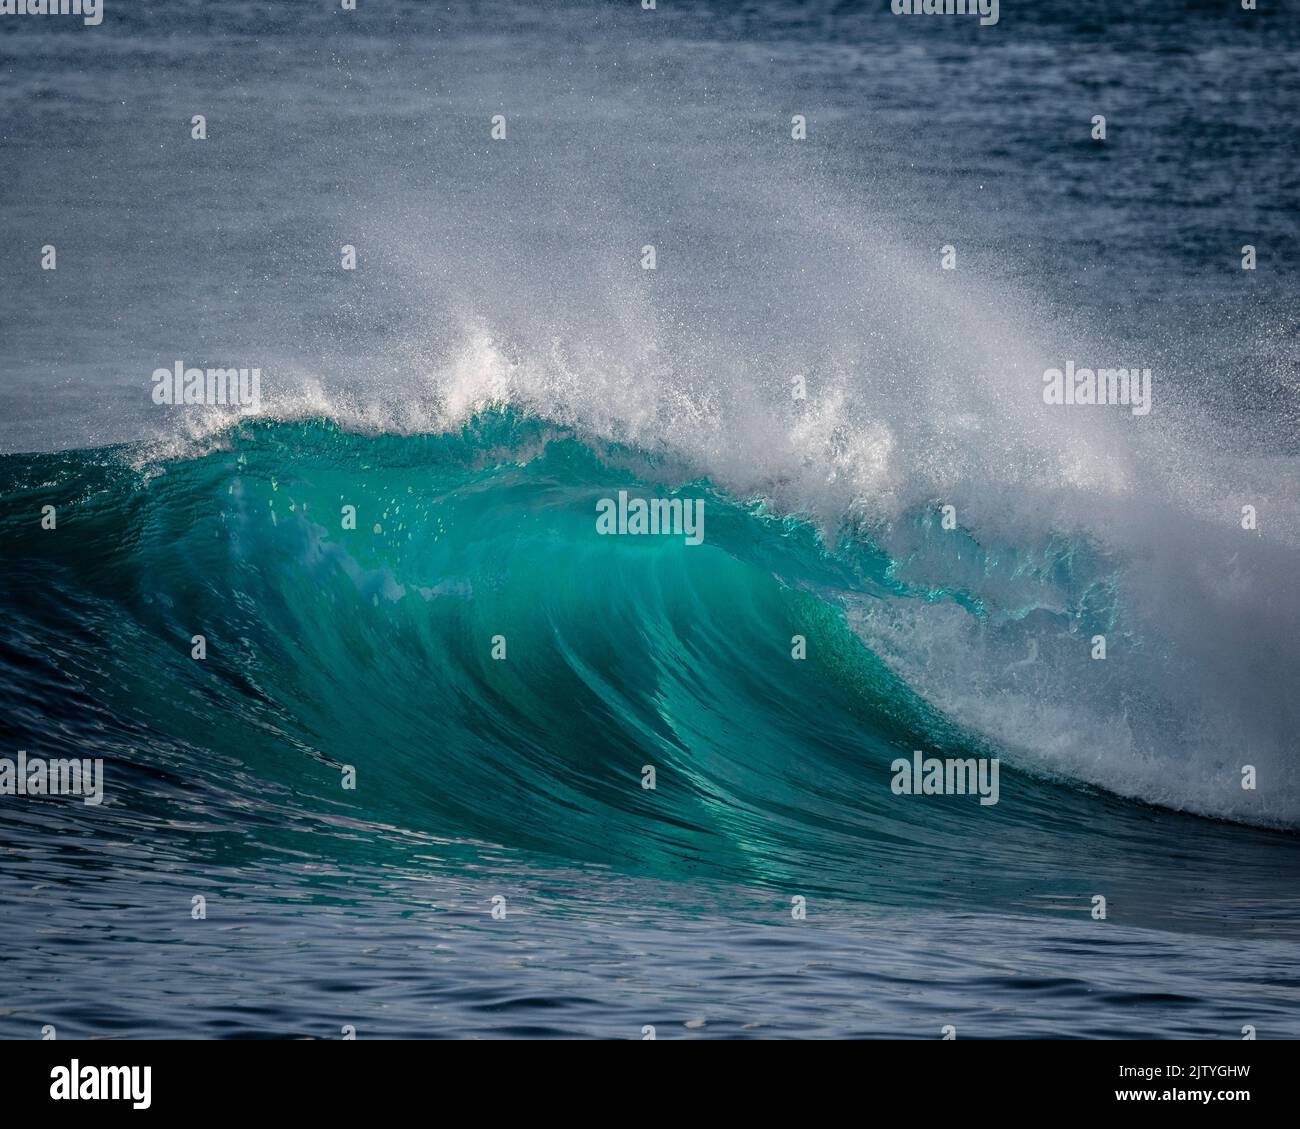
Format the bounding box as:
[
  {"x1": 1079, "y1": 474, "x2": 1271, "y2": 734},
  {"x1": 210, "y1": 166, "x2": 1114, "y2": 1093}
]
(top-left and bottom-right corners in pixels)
[{"x1": 1, "y1": 1, "x2": 1299, "y2": 1039}]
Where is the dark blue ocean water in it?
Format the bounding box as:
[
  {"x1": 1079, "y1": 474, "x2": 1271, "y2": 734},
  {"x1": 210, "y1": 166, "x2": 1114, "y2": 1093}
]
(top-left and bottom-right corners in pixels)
[{"x1": 1, "y1": 1, "x2": 1299, "y2": 1038}]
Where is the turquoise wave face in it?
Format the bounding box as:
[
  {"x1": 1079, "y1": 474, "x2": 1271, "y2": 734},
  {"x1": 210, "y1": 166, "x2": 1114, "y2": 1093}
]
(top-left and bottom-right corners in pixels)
[{"x1": 1, "y1": 414, "x2": 1297, "y2": 932}]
